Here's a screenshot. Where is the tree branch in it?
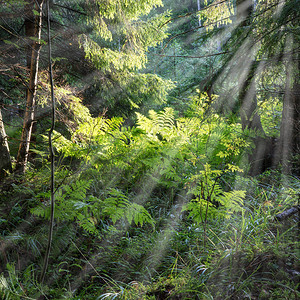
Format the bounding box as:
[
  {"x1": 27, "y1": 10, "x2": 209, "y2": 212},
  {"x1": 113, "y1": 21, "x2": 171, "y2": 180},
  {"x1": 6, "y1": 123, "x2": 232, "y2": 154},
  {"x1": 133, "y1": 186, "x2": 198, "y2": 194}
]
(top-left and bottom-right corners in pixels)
[
  {"x1": 152, "y1": 51, "x2": 228, "y2": 59},
  {"x1": 53, "y1": 3, "x2": 87, "y2": 16}
]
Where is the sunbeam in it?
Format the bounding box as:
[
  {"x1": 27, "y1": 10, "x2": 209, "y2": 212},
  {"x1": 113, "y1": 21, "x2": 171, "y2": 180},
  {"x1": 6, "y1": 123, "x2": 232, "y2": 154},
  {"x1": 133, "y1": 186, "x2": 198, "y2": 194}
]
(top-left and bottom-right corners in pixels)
[{"x1": 0, "y1": 0, "x2": 299, "y2": 299}]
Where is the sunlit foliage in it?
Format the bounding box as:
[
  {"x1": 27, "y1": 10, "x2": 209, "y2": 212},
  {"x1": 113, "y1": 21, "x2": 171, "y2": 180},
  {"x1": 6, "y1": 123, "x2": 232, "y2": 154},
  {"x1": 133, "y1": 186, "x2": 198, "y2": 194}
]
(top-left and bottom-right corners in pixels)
[{"x1": 0, "y1": 0, "x2": 299, "y2": 299}]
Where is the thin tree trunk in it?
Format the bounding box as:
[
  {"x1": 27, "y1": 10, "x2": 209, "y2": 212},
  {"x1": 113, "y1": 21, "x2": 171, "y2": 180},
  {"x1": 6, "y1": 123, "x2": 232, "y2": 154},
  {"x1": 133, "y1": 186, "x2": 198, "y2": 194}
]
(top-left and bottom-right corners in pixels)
[
  {"x1": 197, "y1": 0, "x2": 201, "y2": 26},
  {"x1": 289, "y1": 57, "x2": 300, "y2": 175},
  {"x1": 40, "y1": 0, "x2": 55, "y2": 283},
  {"x1": 16, "y1": 0, "x2": 44, "y2": 173},
  {"x1": 0, "y1": 109, "x2": 12, "y2": 179}
]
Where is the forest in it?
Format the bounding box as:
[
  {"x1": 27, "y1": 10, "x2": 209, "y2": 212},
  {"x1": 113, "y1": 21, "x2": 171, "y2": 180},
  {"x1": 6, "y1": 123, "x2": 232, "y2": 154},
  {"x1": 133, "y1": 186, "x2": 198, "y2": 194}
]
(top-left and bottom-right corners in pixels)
[{"x1": 0, "y1": 0, "x2": 299, "y2": 299}]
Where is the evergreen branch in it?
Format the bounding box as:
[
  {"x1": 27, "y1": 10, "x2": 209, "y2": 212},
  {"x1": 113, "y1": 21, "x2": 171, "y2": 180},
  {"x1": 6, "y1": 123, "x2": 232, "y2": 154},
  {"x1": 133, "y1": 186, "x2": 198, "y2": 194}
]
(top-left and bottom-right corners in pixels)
[
  {"x1": 162, "y1": 16, "x2": 231, "y2": 50},
  {"x1": 152, "y1": 51, "x2": 228, "y2": 59},
  {"x1": 255, "y1": 15, "x2": 300, "y2": 45},
  {"x1": 53, "y1": 3, "x2": 87, "y2": 16},
  {"x1": 161, "y1": 0, "x2": 288, "y2": 51},
  {"x1": 159, "y1": 0, "x2": 228, "y2": 28}
]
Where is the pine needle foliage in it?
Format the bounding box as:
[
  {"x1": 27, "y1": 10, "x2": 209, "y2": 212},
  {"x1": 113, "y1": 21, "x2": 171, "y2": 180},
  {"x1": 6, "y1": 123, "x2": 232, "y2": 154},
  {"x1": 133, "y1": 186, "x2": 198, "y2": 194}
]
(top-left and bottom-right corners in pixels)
[{"x1": 82, "y1": 0, "x2": 168, "y2": 72}]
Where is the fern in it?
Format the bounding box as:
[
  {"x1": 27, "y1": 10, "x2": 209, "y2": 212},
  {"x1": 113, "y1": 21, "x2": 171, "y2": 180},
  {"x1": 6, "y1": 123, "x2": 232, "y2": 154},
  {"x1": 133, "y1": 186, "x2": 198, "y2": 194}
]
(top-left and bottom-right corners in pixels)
[
  {"x1": 183, "y1": 164, "x2": 246, "y2": 221},
  {"x1": 218, "y1": 190, "x2": 246, "y2": 218},
  {"x1": 49, "y1": 101, "x2": 249, "y2": 223},
  {"x1": 77, "y1": 214, "x2": 99, "y2": 235},
  {"x1": 182, "y1": 197, "x2": 217, "y2": 223},
  {"x1": 31, "y1": 184, "x2": 154, "y2": 235},
  {"x1": 31, "y1": 180, "x2": 99, "y2": 235},
  {"x1": 136, "y1": 107, "x2": 175, "y2": 140},
  {"x1": 102, "y1": 189, "x2": 155, "y2": 228}
]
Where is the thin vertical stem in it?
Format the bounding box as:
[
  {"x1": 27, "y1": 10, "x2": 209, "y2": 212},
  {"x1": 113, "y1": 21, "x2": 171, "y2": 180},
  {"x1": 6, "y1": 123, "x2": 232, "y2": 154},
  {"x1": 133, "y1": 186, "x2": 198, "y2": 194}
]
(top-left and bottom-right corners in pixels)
[{"x1": 40, "y1": 0, "x2": 55, "y2": 284}]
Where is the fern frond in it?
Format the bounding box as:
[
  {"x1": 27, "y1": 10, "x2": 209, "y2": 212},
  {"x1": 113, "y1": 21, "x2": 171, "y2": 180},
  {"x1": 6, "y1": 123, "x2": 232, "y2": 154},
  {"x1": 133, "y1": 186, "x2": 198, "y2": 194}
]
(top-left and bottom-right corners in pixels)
[
  {"x1": 102, "y1": 189, "x2": 154, "y2": 228},
  {"x1": 77, "y1": 214, "x2": 98, "y2": 235}
]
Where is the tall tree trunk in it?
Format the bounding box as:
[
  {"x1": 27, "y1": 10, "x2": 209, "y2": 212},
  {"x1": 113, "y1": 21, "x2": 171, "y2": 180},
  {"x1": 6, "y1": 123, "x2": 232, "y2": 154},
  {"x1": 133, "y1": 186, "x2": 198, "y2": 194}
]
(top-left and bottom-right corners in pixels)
[
  {"x1": 292, "y1": 79, "x2": 300, "y2": 174},
  {"x1": 237, "y1": 59, "x2": 274, "y2": 176},
  {"x1": 235, "y1": 0, "x2": 276, "y2": 176},
  {"x1": 0, "y1": 109, "x2": 12, "y2": 179},
  {"x1": 239, "y1": 60, "x2": 263, "y2": 132},
  {"x1": 236, "y1": 0, "x2": 253, "y2": 26},
  {"x1": 274, "y1": 57, "x2": 300, "y2": 175},
  {"x1": 16, "y1": 0, "x2": 44, "y2": 173}
]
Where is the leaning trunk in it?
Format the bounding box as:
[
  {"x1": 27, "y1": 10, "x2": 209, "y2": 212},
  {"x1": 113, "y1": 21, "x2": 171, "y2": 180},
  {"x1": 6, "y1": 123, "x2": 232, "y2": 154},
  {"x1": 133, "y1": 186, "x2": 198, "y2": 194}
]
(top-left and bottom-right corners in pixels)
[
  {"x1": 0, "y1": 109, "x2": 12, "y2": 179},
  {"x1": 16, "y1": 0, "x2": 44, "y2": 173}
]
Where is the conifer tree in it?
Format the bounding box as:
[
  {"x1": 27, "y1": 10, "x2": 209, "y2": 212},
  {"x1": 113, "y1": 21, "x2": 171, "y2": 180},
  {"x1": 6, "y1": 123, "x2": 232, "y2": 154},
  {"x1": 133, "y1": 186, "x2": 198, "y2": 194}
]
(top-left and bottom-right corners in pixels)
[
  {"x1": 157, "y1": 0, "x2": 299, "y2": 175},
  {"x1": 16, "y1": 0, "x2": 44, "y2": 173},
  {"x1": 0, "y1": 0, "x2": 172, "y2": 174}
]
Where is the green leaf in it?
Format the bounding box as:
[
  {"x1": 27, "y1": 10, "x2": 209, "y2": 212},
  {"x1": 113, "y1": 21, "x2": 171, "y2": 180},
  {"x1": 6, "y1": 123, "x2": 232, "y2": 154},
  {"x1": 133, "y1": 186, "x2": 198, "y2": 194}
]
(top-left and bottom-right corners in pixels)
[{"x1": 32, "y1": 9, "x2": 40, "y2": 16}]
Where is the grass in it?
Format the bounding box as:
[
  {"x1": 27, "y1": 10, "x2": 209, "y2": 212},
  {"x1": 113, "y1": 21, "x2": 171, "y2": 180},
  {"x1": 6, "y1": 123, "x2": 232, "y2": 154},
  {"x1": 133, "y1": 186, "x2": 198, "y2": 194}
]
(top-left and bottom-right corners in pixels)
[{"x1": 0, "y1": 171, "x2": 299, "y2": 299}]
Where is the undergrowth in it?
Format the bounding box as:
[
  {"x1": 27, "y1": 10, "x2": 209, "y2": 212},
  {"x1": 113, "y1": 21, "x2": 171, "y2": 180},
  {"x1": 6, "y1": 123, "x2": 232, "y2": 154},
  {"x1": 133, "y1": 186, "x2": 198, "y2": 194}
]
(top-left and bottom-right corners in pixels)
[
  {"x1": 0, "y1": 100, "x2": 299, "y2": 299},
  {"x1": 0, "y1": 169, "x2": 299, "y2": 299}
]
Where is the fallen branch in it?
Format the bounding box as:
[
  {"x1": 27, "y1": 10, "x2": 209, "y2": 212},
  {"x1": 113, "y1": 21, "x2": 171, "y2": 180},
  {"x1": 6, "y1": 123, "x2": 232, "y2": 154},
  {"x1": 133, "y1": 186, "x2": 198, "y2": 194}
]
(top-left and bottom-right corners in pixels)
[{"x1": 275, "y1": 206, "x2": 299, "y2": 221}]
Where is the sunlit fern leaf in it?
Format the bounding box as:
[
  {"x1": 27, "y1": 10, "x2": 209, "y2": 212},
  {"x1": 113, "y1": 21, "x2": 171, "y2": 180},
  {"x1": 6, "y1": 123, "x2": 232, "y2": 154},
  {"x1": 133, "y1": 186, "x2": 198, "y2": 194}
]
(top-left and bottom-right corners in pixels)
[
  {"x1": 102, "y1": 189, "x2": 155, "y2": 228},
  {"x1": 31, "y1": 180, "x2": 100, "y2": 235},
  {"x1": 77, "y1": 214, "x2": 99, "y2": 235},
  {"x1": 219, "y1": 190, "x2": 246, "y2": 218},
  {"x1": 136, "y1": 107, "x2": 175, "y2": 138},
  {"x1": 104, "y1": 117, "x2": 124, "y2": 132}
]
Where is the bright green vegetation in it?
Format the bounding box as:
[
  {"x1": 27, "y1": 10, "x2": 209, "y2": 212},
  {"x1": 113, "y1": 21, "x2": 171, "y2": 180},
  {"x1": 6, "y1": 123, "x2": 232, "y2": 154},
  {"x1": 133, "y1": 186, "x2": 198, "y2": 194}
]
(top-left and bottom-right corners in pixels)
[
  {"x1": 0, "y1": 0, "x2": 299, "y2": 299},
  {"x1": 0, "y1": 101, "x2": 299, "y2": 298}
]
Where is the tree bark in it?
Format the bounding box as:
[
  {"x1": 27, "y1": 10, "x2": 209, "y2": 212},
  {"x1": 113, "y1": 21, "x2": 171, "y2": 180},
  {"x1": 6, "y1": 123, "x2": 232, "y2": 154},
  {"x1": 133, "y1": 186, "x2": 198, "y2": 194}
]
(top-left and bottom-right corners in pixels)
[
  {"x1": 236, "y1": 0, "x2": 258, "y2": 133},
  {"x1": 274, "y1": 57, "x2": 300, "y2": 175},
  {"x1": 235, "y1": 0, "x2": 276, "y2": 176},
  {"x1": 238, "y1": 59, "x2": 274, "y2": 176},
  {"x1": 292, "y1": 80, "x2": 300, "y2": 173},
  {"x1": 197, "y1": 0, "x2": 201, "y2": 26},
  {"x1": 236, "y1": 0, "x2": 253, "y2": 26},
  {"x1": 239, "y1": 60, "x2": 263, "y2": 132},
  {"x1": 16, "y1": 0, "x2": 44, "y2": 173},
  {"x1": 0, "y1": 109, "x2": 12, "y2": 179}
]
